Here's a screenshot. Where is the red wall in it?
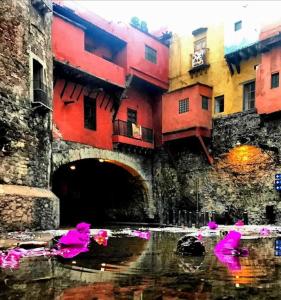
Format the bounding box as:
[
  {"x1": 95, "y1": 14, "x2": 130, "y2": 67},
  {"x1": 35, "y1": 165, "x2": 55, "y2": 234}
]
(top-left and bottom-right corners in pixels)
[
  {"x1": 52, "y1": 16, "x2": 126, "y2": 88},
  {"x1": 162, "y1": 84, "x2": 212, "y2": 135},
  {"x1": 53, "y1": 79, "x2": 114, "y2": 149},
  {"x1": 256, "y1": 46, "x2": 281, "y2": 114},
  {"x1": 53, "y1": 2, "x2": 169, "y2": 89}
]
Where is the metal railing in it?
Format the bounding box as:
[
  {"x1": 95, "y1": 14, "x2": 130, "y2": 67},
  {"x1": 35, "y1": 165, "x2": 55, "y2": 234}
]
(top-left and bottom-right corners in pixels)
[
  {"x1": 113, "y1": 120, "x2": 154, "y2": 143},
  {"x1": 33, "y1": 80, "x2": 49, "y2": 107},
  {"x1": 191, "y1": 48, "x2": 208, "y2": 68},
  {"x1": 163, "y1": 209, "x2": 249, "y2": 228}
]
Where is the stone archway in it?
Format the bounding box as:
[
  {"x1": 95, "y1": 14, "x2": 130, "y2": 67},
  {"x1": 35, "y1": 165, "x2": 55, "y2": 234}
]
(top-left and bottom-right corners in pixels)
[{"x1": 52, "y1": 141, "x2": 155, "y2": 224}]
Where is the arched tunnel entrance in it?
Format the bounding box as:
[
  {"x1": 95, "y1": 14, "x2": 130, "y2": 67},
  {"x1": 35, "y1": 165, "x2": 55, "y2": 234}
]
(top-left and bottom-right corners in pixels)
[{"x1": 52, "y1": 159, "x2": 148, "y2": 227}]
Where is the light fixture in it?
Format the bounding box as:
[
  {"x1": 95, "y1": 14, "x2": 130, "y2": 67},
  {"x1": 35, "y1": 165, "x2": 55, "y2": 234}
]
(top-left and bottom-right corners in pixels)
[
  {"x1": 69, "y1": 165, "x2": 76, "y2": 170},
  {"x1": 99, "y1": 159, "x2": 104, "y2": 163}
]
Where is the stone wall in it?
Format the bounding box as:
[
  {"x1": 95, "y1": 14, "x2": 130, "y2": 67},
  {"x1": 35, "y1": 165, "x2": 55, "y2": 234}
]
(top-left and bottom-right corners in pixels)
[
  {"x1": 0, "y1": 0, "x2": 58, "y2": 231},
  {"x1": 0, "y1": 185, "x2": 59, "y2": 231},
  {"x1": 153, "y1": 110, "x2": 281, "y2": 225},
  {"x1": 52, "y1": 140, "x2": 155, "y2": 220},
  {"x1": 0, "y1": 0, "x2": 53, "y2": 188}
]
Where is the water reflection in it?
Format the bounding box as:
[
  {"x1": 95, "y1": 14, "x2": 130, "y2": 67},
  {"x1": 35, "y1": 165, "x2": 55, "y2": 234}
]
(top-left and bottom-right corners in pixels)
[{"x1": 1, "y1": 230, "x2": 281, "y2": 299}]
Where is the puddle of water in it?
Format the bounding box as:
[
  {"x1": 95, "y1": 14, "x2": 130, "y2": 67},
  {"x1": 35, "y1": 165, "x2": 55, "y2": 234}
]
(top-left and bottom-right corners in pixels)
[{"x1": 1, "y1": 230, "x2": 281, "y2": 299}]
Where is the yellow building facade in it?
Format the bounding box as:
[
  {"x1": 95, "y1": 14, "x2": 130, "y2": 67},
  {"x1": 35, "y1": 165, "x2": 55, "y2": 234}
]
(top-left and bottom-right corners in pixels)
[{"x1": 168, "y1": 22, "x2": 260, "y2": 117}]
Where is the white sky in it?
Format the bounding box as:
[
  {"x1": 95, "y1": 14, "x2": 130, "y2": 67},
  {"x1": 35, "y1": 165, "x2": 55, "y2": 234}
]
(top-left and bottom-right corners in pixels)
[{"x1": 61, "y1": 1, "x2": 281, "y2": 35}]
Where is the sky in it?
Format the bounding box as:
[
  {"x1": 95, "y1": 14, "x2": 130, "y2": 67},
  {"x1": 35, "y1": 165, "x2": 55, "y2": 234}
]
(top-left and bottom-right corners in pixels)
[{"x1": 61, "y1": 1, "x2": 281, "y2": 35}]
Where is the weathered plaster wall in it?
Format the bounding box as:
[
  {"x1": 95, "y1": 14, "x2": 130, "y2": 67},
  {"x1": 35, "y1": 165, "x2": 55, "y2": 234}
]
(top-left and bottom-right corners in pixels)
[
  {"x1": 154, "y1": 111, "x2": 281, "y2": 225},
  {"x1": 169, "y1": 23, "x2": 260, "y2": 116}
]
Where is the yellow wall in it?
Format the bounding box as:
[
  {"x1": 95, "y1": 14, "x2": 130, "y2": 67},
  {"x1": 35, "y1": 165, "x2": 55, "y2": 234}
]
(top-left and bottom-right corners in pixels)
[{"x1": 169, "y1": 22, "x2": 261, "y2": 117}]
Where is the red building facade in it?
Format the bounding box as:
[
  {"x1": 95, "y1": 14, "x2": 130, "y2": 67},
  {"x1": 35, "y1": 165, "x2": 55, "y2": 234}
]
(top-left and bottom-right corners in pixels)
[
  {"x1": 256, "y1": 22, "x2": 281, "y2": 115},
  {"x1": 52, "y1": 2, "x2": 169, "y2": 152}
]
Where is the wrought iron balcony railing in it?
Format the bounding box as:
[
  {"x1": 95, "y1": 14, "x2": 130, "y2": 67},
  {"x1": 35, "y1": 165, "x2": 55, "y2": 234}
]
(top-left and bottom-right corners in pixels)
[
  {"x1": 191, "y1": 48, "x2": 208, "y2": 68},
  {"x1": 113, "y1": 120, "x2": 153, "y2": 144}
]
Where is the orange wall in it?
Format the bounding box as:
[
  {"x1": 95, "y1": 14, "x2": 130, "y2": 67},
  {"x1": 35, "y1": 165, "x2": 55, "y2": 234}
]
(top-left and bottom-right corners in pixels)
[
  {"x1": 162, "y1": 84, "x2": 212, "y2": 134},
  {"x1": 53, "y1": 79, "x2": 114, "y2": 150},
  {"x1": 52, "y1": 16, "x2": 126, "y2": 88},
  {"x1": 116, "y1": 87, "x2": 153, "y2": 129},
  {"x1": 256, "y1": 46, "x2": 281, "y2": 114},
  {"x1": 53, "y1": 3, "x2": 169, "y2": 89}
]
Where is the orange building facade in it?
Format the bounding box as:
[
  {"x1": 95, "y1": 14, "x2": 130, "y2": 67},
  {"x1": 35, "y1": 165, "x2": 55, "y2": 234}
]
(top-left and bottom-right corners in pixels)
[{"x1": 52, "y1": 2, "x2": 169, "y2": 152}]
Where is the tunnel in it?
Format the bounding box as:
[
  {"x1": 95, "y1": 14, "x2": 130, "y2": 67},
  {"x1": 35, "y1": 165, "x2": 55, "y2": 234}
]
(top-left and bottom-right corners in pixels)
[{"x1": 52, "y1": 159, "x2": 148, "y2": 227}]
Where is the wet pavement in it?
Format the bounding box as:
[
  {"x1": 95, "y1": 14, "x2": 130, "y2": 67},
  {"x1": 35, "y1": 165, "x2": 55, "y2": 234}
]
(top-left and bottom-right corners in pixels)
[{"x1": 1, "y1": 226, "x2": 281, "y2": 299}]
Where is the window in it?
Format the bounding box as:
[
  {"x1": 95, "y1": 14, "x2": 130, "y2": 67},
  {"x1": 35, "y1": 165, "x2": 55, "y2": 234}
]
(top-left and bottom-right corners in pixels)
[
  {"x1": 84, "y1": 96, "x2": 96, "y2": 130},
  {"x1": 194, "y1": 37, "x2": 206, "y2": 52},
  {"x1": 271, "y1": 72, "x2": 279, "y2": 89},
  {"x1": 32, "y1": 58, "x2": 48, "y2": 106},
  {"x1": 215, "y1": 95, "x2": 224, "y2": 113},
  {"x1": 243, "y1": 81, "x2": 255, "y2": 111},
  {"x1": 202, "y1": 96, "x2": 209, "y2": 110},
  {"x1": 33, "y1": 59, "x2": 43, "y2": 86},
  {"x1": 127, "y1": 108, "x2": 137, "y2": 137},
  {"x1": 234, "y1": 21, "x2": 242, "y2": 31},
  {"x1": 127, "y1": 108, "x2": 137, "y2": 123},
  {"x1": 179, "y1": 98, "x2": 189, "y2": 114},
  {"x1": 145, "y1": 45, "x2": 157, "y2": 64}
]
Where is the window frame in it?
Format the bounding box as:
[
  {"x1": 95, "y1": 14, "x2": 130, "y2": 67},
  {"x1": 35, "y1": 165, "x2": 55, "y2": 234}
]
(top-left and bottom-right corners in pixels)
[
  {"x1": 202, "y1": 96, "x2": 209, "y2": 110},
  {"x1": 179, "y1": 98, "x2": 189, "y2": 114},
  {"x1": 84, "y1": 96, "x2": 97, "y2": 130},
  {"x1": 271, "y1": 72, "x2": 279, "y2": 89},
  {"x1": 214, "y1": 95, "x2": 224, "y2": 113},
  {"x1": 145, "y1": 45, "x2": 157, "y2": 64},
  {"x1": 127, "y1": 108, "x2": 137, "y2": 124},
  {"x1": 234, "y1": 21, "x2": 242, "y2": 31},
  {"x1": 243, "y1": 80, "x2": 255, "y2": 111},
  {"x1": 194, "y1": 37, "x2": 207, "y2": 52}
]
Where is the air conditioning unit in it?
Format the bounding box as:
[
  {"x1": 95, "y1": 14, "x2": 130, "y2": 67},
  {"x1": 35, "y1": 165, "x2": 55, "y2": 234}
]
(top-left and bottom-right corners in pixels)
[{"x1": 192, "y1": 49, "x2": 206, "y2": 68}]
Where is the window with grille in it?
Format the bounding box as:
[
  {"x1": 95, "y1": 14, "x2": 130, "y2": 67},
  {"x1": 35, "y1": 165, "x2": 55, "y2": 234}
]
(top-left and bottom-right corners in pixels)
[
  {"x1": 202, "y1": 96, "x2": 209, "y2": 110},
  {"x1": 215, "y1": 95, "x2": 224, "y2": 113},
  {"x1": 145, "y1": 45, "x2": 157, "y2": 64},
  {"x1": 243, "y1": 81, "x2": 255, "y2": 111},
  {"x1": 271, "y1": 72, "x2": 279, "y2": 89},
  {"x1": 84, "y1": 96, "x2": 96, "y2": 130},
  {"x1": 179, "y1": 98, "x2": 189, "y2": 114}
]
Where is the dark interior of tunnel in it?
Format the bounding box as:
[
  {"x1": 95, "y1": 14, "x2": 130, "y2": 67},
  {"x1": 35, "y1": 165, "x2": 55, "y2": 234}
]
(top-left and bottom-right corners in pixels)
[{"x1": 52, "y1": 159, "x2": 147, "y2": 227}]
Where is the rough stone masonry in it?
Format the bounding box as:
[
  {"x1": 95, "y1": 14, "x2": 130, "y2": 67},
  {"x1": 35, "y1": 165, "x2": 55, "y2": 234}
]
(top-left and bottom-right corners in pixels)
[
  {"x1": 153, "y1": 110, "x2": 281, "y2": 225},
  {"x1": 0, "y1": 0, "x2": 59, "y2": 231}
]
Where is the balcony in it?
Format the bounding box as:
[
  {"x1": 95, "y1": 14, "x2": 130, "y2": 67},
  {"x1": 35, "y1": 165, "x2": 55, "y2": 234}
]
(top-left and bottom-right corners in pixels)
[
  {"x1": 32, "y1": 80, "x2": 51, "y2": 111},
  {"x1": 189, "y1": 48, "x2": 210, "y2": 76},
  {"x1": 52, "y1": 16, "x2": 126, "y2": 88},
  {"x1": 113, "y1": 120, "x2": 154, "y2": 149}
]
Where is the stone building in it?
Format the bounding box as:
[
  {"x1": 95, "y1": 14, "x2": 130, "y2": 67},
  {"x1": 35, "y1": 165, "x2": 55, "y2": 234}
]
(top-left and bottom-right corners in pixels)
[{"x1": 0, "y1": 0, "x2": 59, "y2": 231}]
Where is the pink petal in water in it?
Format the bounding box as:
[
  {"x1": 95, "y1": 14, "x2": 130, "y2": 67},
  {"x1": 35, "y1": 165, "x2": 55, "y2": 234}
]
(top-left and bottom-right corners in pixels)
[{"x1": 208, "y1": 221, "x2": 218, "y2": 230}]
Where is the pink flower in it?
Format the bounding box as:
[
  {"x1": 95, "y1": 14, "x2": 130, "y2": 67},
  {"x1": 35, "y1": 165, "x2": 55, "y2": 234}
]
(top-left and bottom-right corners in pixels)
[
  {"x1": 57, "y1": 222, "x2": 91, "y2": 257},
  {"x1": 208, "y1": 221, "x2": 218, "y2": 230},
  {"x1": 197, "y1": 232, "x2": 203, "y2": 241},
  {"x1": 260, "y1": 227, "x2": 271, "y2": 236},
  {"x1": 132, "y1": 230, "x2": 151, "y2": 240},
  {"x1": 93, "y1": 229, "x2": 108, "y2": 246},
  {"x1": 235, "y1": 220, "x2": 244, "y2": 226},
  {"x1": 214, "y1": 230, "x2": 249, "y2": 271}
]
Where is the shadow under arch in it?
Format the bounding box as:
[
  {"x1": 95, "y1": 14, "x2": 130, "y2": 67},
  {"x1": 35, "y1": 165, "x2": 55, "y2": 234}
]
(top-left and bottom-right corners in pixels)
[{"x1": 52, "y1": 158, "x2": 151, "y2": 227}]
